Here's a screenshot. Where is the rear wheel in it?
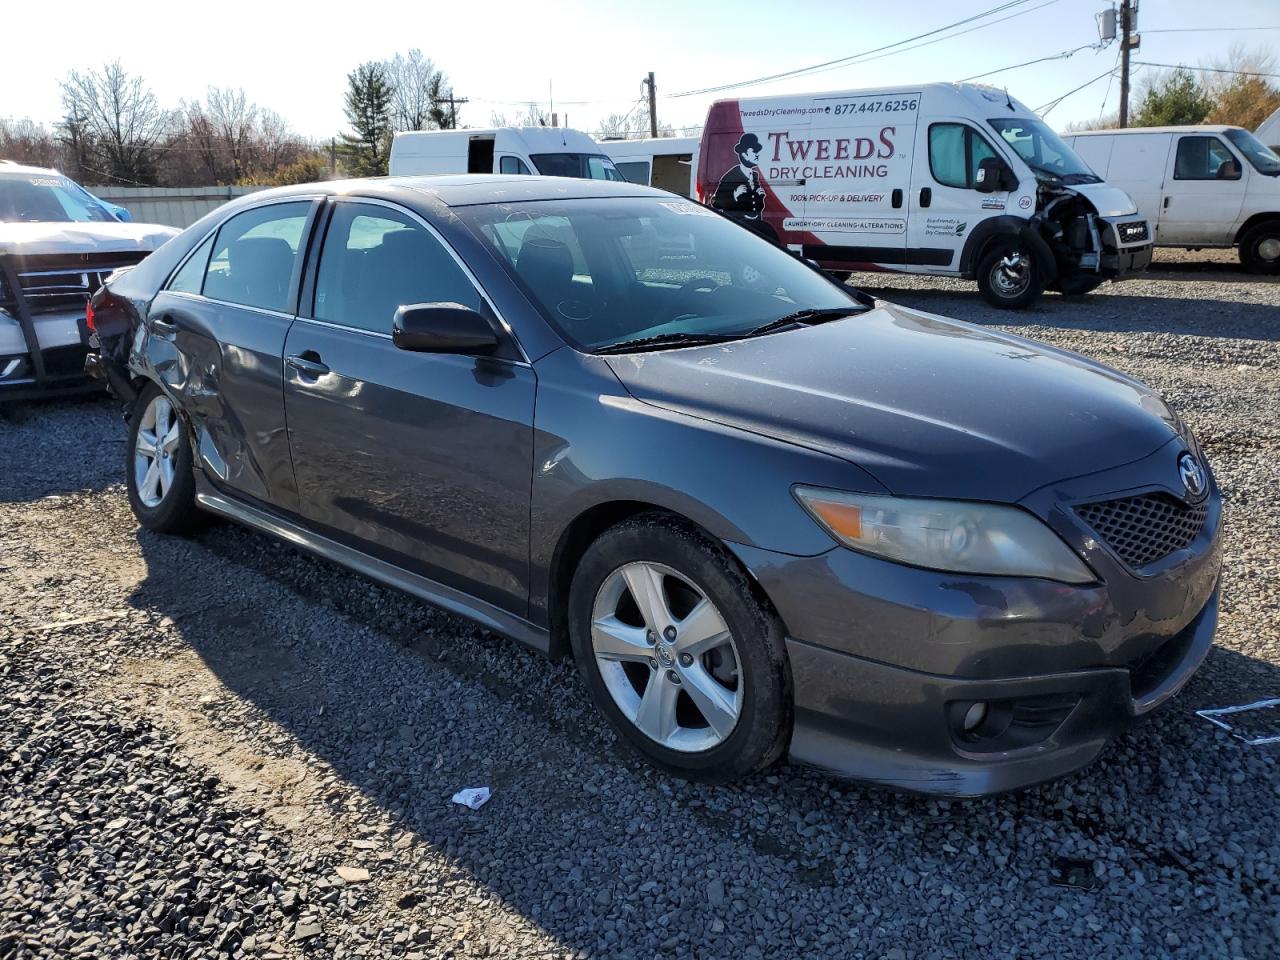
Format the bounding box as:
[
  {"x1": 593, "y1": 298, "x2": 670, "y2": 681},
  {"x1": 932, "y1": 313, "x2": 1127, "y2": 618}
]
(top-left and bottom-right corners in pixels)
[
  {"x1": 568, "y1": 514, "x2": 791, "y2": 783},
  {"x1": 1053, "y1": 274, "x2": 1104, "y2": 297},
  {"x1": 126, "y1": 383, "x2": 201, "y2": 534},
  {"x1": 1239, "y1": 222, "x2": 1280, "y2": 274},
  {"x1": 976, "y1": 241, "x2": 1045, "y2": 309}
]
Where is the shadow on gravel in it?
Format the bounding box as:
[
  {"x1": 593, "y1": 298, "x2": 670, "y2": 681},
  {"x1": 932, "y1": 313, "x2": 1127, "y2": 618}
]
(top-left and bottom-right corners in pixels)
[
  {"x1": 0, "y1": 392, "x2": 124, "y2": 503},
  {"x1": 121, "y1": 518, "x2": 1280, "y2": 959},
  {"x1": 857, "y1": 287, "x2": 1280, "y2": 342}
]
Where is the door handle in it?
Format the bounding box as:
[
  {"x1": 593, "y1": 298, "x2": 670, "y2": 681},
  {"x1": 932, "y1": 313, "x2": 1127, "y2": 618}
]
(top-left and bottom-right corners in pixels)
[
  {"x1": 1163, "y1": 196, "x2": 1170, "y2": 209},
  {"x1": 919, "y1": 187, "x2": 932, "y2": 208},
  {"x1": 286, "y1": 353, "x2": 330, "y2": 378},
  {"x1": 151, "y1": 314, "x2": 176, "y2": 332},
  {"x1": 891, "y1": 188, "x2": 903, "y2": 209}
]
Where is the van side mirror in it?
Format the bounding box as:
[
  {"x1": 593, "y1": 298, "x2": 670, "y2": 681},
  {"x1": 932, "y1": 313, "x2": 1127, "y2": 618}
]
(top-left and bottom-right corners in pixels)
[
  {"x1": 392, "y1": 303, "x2": 499, "y2": 355},
  {"x1": 975, "y1": 157, "x2": 1016, "y2": 193}
]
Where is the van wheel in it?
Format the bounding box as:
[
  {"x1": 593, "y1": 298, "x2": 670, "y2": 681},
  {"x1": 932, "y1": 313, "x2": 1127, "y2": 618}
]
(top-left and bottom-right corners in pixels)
[
  {"x1": 977, "y1": 242, "x2": 1044, "y2": 309},
  {"x1": 127, "y1": 382, "x2": 202, "y2": 534},
  {"x1": 1054, "y1": 275, "x2": 1103, "y2": 297},
  {"x1": 1239, "y1": 222, "x2": 1280, "y2": 274},
  {"x1": 568, "y1": 514, "x2": 791, "y2": 784}
]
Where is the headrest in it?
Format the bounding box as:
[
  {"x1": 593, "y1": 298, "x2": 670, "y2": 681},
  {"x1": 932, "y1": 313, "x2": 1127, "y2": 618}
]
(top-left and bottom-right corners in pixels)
[{"x1": 516, "y1": 235, "x2": 574, "y2": 290}]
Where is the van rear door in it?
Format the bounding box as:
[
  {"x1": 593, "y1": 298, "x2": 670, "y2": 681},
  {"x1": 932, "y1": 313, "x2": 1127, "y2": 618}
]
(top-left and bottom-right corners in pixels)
[
  {"x1": 1159, "y1": 133, "x2": 1247, "y2": 245},
  {"x1": 904, "y1": 119, "x2": 1011, "y2": 273}
]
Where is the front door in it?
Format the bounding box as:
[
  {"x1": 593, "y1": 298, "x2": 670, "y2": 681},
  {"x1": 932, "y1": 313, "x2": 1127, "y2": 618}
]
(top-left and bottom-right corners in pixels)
[
  {"x1": 283, "y1": 199, "x2": 536, "y2": 614},
  {"x1": 148, "y1": 198, "x2": 317, "y2": 512},
  {"x1": 906, "y1": 121, "x2": 1015, "y2": 274},
  {"x1": 1160, "y1": 134, "x2": 1247, "y2": 245}
]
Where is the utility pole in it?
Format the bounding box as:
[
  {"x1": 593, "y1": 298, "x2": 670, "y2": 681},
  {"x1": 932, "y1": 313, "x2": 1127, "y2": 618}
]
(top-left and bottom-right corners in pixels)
[
  {"x1": 436, "y1": 90, "x2": 468, "y2": 130},
  {"x1": 644, "y1": 72, "x2": 658, "y2": 138},
  {"x1": 1118, "y1": 0, "x2": 1139, "y2": 127},
  {"x1": 329, "y1": 137, "x2": 336, "y2": 177}
]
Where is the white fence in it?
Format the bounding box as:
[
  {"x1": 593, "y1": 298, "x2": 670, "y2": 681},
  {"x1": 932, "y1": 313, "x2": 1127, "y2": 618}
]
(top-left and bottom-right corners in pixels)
[{"x1": 87, "y1": 185, "x2": 266, "y2": 229}]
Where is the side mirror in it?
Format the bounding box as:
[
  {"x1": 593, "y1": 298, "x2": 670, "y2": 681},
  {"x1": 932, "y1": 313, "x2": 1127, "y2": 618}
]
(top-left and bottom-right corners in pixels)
[
  {"x1": 975, "y1": 157, "x2": 1017, "y2": 193},
  {"x1": 392, "y1": 302, "x2": 499, "y2": 355}
]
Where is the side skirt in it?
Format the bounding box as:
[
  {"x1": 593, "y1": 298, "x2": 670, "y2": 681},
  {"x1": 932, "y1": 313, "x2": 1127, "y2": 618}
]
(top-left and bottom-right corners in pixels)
[{"x1": 195, "y1": 490, "x2": 551, "y2": 656}]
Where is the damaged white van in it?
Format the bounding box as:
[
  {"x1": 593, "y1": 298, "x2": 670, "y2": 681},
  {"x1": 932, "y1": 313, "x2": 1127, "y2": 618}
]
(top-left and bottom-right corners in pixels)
[{"x1": 696, "y1": 83, "x2": 1153, "y2": 308}]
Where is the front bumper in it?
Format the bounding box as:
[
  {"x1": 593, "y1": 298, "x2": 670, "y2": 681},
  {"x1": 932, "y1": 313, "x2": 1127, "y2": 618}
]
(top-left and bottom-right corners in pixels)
[
  {"x1": 0, "y1": 286, "x2": 99, "y2": 400},
  {"x1": 1098, "y1": 217, "x2": 1153, "y2": 279}
]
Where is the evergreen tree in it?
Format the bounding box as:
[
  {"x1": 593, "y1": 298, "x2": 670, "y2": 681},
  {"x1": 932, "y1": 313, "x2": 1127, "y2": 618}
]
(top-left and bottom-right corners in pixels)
[
  {"x1": 338, "y1": 62, "x2": 393, "y2": 177},
  {"x1": 1133, "y1": 68, "x2": 1214, "y2": 128}
]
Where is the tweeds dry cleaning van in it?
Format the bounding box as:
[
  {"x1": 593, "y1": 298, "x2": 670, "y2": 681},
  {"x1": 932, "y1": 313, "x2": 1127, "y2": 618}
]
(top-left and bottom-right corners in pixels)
[{"x1": 696, "y1": 82, "x2": 1153, "y2": 308}]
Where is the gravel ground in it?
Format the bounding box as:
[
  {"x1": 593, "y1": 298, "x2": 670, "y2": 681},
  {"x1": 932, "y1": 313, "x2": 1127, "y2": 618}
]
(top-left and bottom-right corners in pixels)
[{"x1": 2, "y1": 249, "x2": 1278, "y2": 960}]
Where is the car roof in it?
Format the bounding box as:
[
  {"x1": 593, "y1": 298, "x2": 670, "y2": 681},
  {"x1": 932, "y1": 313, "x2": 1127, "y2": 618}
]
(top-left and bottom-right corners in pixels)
[
  {"x1": 248, "y1": 174, "x2": 666, "y2": 208},
  {"x1": 1070, "y1": 125, "x2": 1245, "y2": 137}
]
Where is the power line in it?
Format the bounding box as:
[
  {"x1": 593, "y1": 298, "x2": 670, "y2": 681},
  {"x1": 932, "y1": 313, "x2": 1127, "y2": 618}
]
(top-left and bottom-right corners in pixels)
[
  {"x1": 1130, "y1": 61, "x2": 1280, "y2": 80},
  {"x1": 668, "y1": 0, "x2": 1044, "y2": 98},
  {"x1": 1143, "y1": 26, "x2": 1280, "y2": 33},
  {"x1": 959, "y1": 40, "x2": 1103, "y2": 83},
  {"x1": 1036, "y1": 66, "x2": 1119, "y2": 116}
]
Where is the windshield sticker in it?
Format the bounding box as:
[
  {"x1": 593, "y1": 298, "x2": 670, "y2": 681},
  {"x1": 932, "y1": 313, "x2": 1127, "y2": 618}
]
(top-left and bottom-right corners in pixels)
[
  {"x1": 29, "y1": 178, "x2": 62, "y2": 187},
  {"x1": 783, "y1": 217, "x2": 904, "y2": 234},
  {"x1": 658, "y1": 201, "x2": 716, "y2": 217}
]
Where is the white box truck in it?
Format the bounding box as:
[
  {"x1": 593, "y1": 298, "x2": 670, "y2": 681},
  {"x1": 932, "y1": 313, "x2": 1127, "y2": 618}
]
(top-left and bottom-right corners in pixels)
[
  {"x1": 598, "y1": 136, "x2": 700, "y2": 196},
  {"x1": 696, "y1": 82, "x2": 1153, "y2": 308},
  {"x1": 1065, "y1": 125, "x2": 1280, "y2": 274},
  {"x1": 389, "y1": 126, "x2": 626, "y2": 181}
]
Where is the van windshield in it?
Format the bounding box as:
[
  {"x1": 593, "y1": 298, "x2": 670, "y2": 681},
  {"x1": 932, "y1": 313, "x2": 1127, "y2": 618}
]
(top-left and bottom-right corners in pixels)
[
  {"x1": 987, "y1": 117, "x2": 1100, "y2": 185},
  {"x1": 530, "y1": 153, "x2": 627, "y2": 181},
  {"x1": 459, "y1": 196, "x2": 863, "y2": 352},
  {"x1": 0, "y1": 172, "x2": 116, "y2": 223},
  {"x1": 1224, "y1": 128, "x2": 1280, "y2": 176}
]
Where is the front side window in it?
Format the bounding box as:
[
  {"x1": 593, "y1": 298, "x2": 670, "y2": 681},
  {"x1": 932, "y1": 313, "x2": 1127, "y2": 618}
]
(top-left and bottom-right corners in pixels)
[
  {"x1": 1173, "y1": 136, "x2": 1241, "y2": 180},
  {"x1": 499, "y1": 156, "x2": 532, "y2": 175},
  {"x1": 0, "y1": 173, "x2": 115, "y2": 223},
  {"x1": 928, "y1": 124, "x2": 1004, "y2": 189},
  {"x1": 460, "y1": 196, "x2": 861, "y2": 352},
  {"x1": 203, "y1": 202, "x2": 311, "y2": 312},
  {"x1": 313, "y1": 203, "x2": 479, "y2": 334},
  {"x1": 1223, "y1": 128, "x2": 1280, "y2": 175}
]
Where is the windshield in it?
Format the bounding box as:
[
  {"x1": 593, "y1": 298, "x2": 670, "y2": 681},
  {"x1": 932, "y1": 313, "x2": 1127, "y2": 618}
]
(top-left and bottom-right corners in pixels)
[
  {"x1": 1224, "y1": 128, "x2": 1280, "y2": 175},
  {"x1": 459, "y1": 196, "x2": 860, "y2": 352},
  {"x1": 987, "y1": 117, "x2": 1100, "y2": 184},
  {"x1": 529, "y1": 153, "x2": 627, "y2": 181},
  {"x1": 0, "y1": 172, "x2": 116, "y2": 223}
]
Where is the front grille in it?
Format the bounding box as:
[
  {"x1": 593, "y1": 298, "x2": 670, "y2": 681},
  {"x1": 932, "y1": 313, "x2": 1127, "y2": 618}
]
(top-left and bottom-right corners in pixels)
[
  {"x1": 1077, "y1": 493, "x2": 1208, "y2": 570},
  {"x1": 13, "y1": 253, "x2": 146, "y2": 314},
  {"x1": 1117, "y1": 221, "x2": 1149, "y2": 244}
]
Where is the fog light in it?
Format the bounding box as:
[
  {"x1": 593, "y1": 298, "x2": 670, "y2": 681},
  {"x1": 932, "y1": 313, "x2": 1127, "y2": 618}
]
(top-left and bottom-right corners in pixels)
[{"x1": 962, "y1": 701, "x2": 988, "y2": 732}]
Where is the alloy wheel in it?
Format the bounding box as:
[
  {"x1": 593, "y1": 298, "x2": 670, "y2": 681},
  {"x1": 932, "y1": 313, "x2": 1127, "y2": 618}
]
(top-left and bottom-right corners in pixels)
[
  {"x1": 134, "y1": 393, "x2": 180, "y2": 508},
  {"x1": 590, "y1": 561, "x2": 743, "y2": 752}
]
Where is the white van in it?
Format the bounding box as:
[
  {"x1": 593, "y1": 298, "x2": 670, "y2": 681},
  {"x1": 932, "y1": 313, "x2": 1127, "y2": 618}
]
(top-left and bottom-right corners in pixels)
[
  {"x1": 389, "y1": 127, "x2": 626, "y2": 181},
  {"x1": 1257, "y1": 108, "x2": 1280, "y2": 153},
  {"x1": 598, "y1": 136, "x2": 700, "y2": 196},
  {"x1": 696, "y1": 82, "x2": 1153, "y2": 308},
  {"x1": 1065, "y1": 126, "x2": 1280, "y2": 273}
]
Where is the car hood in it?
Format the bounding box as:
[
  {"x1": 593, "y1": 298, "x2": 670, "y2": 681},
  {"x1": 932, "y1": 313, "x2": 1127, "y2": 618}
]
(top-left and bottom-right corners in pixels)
[
  {"x1": 604, "y1": 304, "x2": 1181, "y2": 503},
  {"x1": 1070, "y1": 181, "x2": 1138, "y2": 218},
  {"x1": 0, "y1": 220, "x2": 178, "y2": 257}
]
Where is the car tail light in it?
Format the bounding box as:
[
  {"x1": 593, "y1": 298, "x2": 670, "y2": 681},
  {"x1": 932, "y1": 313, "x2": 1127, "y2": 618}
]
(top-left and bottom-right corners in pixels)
[{"x1": 86, "y1": 300, "x2": 96, "y2": 331}]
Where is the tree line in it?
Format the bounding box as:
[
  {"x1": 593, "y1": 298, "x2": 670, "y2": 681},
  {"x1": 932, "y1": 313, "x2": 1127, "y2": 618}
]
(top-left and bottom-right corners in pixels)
[{"x1": 0, "y1": 50, "x2": 454, "y2": 188}]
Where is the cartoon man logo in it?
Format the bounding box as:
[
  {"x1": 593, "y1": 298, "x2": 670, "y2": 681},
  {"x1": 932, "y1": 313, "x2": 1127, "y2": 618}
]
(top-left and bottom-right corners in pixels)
[{"x1": 712, "y1": 133, "x2": 767, "y2": 220}]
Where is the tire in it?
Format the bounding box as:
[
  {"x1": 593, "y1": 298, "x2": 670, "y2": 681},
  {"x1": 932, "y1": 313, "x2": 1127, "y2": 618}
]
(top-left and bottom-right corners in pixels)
[
  {"x1": 126, "y1": 382, "x2": 202, "y2": 534},
  {"x1": 1053, "y1": 275, "x2": 1104, "y2": 297},
  {"x1": 976, "y1": 241, "x2": 1045, "y2": 309},
  {"x1": 568, "y1": 513, "x2": 791, "y2": 783},
  {"x1": 1238, "y1": 222, "x2": 1280, "y2": 275}
]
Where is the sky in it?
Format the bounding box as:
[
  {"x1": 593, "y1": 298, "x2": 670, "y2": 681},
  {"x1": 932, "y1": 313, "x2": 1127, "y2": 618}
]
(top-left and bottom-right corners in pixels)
[{"x1": 3, "y1": 0, "x2": 1277, "y2": 142}]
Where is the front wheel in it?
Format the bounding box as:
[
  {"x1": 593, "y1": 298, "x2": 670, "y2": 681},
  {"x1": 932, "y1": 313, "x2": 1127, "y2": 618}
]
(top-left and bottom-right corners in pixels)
[
  {"x1": 976, "y1": 242, "x2": 1045, "y2": 309},
  {"x1": 1239, "y1": 222, "x2": 1280, "y2": 275},
  {"x1": 568, "y1": 514, "x2": 791, "y2": 783},
  {"x1": 126, "y1": 383, "x2": 202, "y2": 534}
]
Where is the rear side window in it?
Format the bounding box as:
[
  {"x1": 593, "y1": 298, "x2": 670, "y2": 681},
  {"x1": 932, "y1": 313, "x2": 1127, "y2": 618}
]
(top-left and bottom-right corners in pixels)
[
  {"x1": 929, "y1": 124, "x2": 1001, "y2": 189},
  {"x1": 167, "y1": 232, "x2": 215, "y2": 294},
  {"x1": 615, "y1": 161, "x2": 651, "y2": 185},
  {"x1": 1173, "y1": 136, "x2": 1241, "y2": 180},
  {"x1": 204, "y1": 202, "x2": 311, "y2": 312},
  {"x1": 313, "y1": 202, "x2": 479, "y2": 334}
]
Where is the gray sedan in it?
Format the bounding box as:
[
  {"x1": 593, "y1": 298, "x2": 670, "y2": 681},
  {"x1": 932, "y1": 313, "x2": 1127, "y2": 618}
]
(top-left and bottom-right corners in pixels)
[{"x1": 88, "y1": 175, "x2": 1222, "y2": 796}]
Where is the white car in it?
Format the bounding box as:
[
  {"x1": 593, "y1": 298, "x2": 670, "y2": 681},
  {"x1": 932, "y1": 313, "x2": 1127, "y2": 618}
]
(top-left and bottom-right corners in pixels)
[
  {"x1": 0, "y1": 163, "x2": 177, "y2": 400},
  {"x1": 695, "y1": 82, "x2": 1153, "y2": 308},
  {"x1": 1065, "y1": 126, "x2": 1280, "y2": 274}
]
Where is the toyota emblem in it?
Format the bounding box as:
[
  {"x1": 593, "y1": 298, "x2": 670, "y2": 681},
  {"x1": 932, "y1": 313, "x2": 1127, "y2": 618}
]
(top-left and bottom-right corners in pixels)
[{"x1": 1178, "y1": 452, "x2": 1206, "y2": 500}]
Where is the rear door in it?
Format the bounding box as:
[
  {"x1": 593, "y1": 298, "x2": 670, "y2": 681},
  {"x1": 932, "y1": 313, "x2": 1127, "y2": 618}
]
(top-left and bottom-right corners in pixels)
[
  {"x1": 904, "y1": 121, "x2": 1009, "y2": 274},
  {"x1": 148, "y1": 198, "x2": 318, "y2": 512},
  {"x1": 282, "y1": 198, "x2": 536, "y2": 614},
  {"x1": 1160, "y1": 134, "x2": 1247, "y2": 244}
]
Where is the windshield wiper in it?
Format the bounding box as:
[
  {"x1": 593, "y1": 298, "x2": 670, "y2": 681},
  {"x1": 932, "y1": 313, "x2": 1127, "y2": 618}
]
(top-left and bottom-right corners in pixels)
[
  {"x1": 593, "y1": 331, "x2": 741, "y2": 355},
  {"x1": 743, "y1": 306, "x2": 865, "y2": 338}
]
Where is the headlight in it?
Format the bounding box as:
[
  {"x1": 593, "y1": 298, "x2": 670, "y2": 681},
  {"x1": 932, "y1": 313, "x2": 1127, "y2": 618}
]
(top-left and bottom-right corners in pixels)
[{"x1": 793, "y1": 486, "x2": 1095, "y2": 584}]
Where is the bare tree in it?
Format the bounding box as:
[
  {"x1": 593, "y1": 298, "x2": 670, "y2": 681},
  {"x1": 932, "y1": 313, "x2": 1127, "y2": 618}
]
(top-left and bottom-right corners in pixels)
[
  {"x1": 489, "y1": 104, "x2": 552, "y2": 128},
  {"x1": 206, "y1": 88, "x2": 258, "y2": 181},
  {"x1": 0, "y1": 118, "x2": 61, "y2": 167},
  {"x1": 384, "y1": 50, "x2": 449, "y2": 131},
  {"x1": 58, "y1": 61, "x2": 170, "y2": 184}
]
